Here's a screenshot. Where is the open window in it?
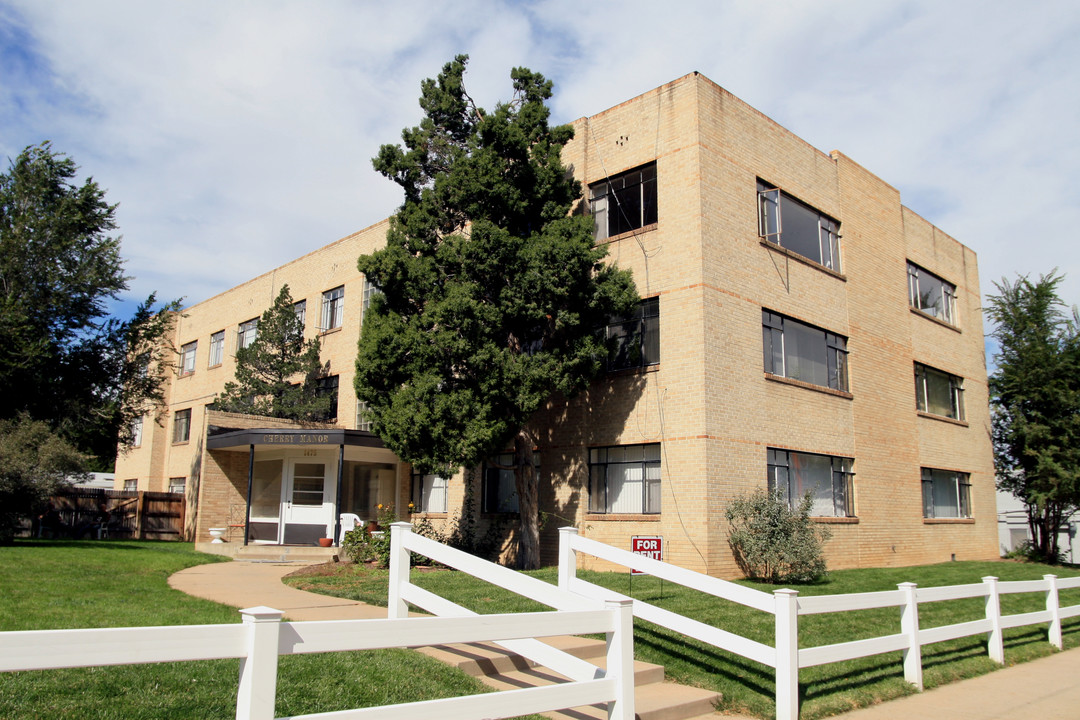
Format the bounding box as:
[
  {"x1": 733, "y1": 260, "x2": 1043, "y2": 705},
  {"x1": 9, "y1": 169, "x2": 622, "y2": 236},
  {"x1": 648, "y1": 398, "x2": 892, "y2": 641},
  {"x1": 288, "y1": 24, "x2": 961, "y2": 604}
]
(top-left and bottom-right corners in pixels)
[
  {"x1": 590, "y1": 163, "x2": 658, "y2": 241},
  {"x1": 758, "y1": 180, "x2": 841, "y2": 272}
]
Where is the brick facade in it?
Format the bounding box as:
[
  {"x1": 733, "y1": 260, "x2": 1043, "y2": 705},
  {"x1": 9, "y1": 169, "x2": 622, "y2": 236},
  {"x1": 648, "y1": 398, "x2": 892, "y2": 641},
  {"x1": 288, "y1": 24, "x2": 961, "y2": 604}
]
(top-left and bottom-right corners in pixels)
[{"x1": 114, "y1": 72, "x2": 997, "y2": 575}]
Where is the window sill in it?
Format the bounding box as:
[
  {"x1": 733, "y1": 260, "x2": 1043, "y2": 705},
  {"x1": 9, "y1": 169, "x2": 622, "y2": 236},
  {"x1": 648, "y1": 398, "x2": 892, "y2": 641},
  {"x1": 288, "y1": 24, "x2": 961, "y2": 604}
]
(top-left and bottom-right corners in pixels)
[
  {"x1": 759, "y1": 239, "x2": 846, "y2": 281},
  {"x1": 608, "y1": 363, "x2": 660, "y2": 377},
  {"x1": 813, "y1": 516, "x2": 859, "y2": 524},
  {"x1": 598, "y1": 223, "x2": 658, "y2": 246},
  {"x1": 412, "y1": 512, "x2": 447, "y2": 519},
  {"x1": 208, "y1": 363, "x2": 223, "y2": 370},
  {"x1": 319, "y1": 326, "x2": 343, "y2": 337},
  {"x1": 916, "y1": 411, "x2": 968, "y2": 427},
  {"x1": 923, "y1": 518, "x2": 975, "y2": 524},
  {"x1": 172, "y1": 441, "x2": 190, "y2": 447},
  {"x1": 764, "y1": 373, "x2": 853, "y2": 399},
  {"x1": 910, "y1": 307, "x2": 961, "y2": 333},
  {"x1": 585, "y1": 513, "x2": 661, "y2": 522},
  {"x1": 177, "y1": 373, "x2": 194, "y2": 379}
]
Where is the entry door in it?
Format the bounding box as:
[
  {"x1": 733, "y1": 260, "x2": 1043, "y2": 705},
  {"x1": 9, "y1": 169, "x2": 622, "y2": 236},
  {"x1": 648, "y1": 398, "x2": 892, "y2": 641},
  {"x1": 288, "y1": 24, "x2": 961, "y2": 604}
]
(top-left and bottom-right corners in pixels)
[{"x1": 283, "y1": 459, "x2": 329, "y2": 541}]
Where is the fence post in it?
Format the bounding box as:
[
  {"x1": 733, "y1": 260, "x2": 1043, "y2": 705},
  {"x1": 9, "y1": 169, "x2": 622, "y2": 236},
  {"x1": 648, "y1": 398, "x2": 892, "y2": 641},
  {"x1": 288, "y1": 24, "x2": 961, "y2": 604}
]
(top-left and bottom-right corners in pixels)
[
  {"x1": 135, "y1": 491, "x2": 146, "y2": 540},
  {"x1": 558, "y1": 526, "x2": 579, "y2": 592},
  {"x1": 774, "y1": 589, "x2": 799, "y2": 720},
  {"x1": 605, "y1": 598, "x2": 635, "y2": 720},
  {"x1": 983, "y1": 576, "x2": 1004, "y2": 664},
  {"x1": 1044, "y1": 574, "x2": 1062, "y2": 650},
  {"x1": 388, "y1": 522, "x2": 413, "y2": 619},
  {"x1": 898, "y1": 582, "x2": 923, "y2": 690},
  {"x1": 236, "y1": 606, "x2": 283, "y2": 720}
]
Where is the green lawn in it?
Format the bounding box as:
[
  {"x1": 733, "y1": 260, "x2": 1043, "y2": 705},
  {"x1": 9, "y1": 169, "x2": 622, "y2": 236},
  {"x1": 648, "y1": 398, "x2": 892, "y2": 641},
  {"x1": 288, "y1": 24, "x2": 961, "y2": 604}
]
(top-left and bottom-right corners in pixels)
[
  {"x1": 0, "y1": 540, "x2": 540, "y2": 720},
  {"x1": 285, "y1": 559, "x2": 1080, "y2": 719}
]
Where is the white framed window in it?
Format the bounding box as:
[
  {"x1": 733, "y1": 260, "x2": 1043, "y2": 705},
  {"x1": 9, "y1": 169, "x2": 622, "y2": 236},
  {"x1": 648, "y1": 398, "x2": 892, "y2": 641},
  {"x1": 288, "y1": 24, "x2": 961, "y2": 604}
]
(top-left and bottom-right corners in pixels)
[
  {"x1": 922, "y1": 468, "x2": 971, "y2": 518},
  {"x1": 321, "y1": 286, "x2": 344, "y2": 330},
  {"x1": 768, "y1": 448, "x2": 854, "y2": 517},
  {"x1": 123, "y1": 479, "x2": 137, "y2": 492},
  {"x1": 758, "y1": 180, "x2": 841, "y2": 272},
  {"x1": 908, "y1": 262, "x2": 957, "y2": 325},
  {"x1": 179, "y1": 341, "x2": 197, "y2": 376},
  {"x1": 604, "y1": 297, "x2": 660, "y2": 371},
  {"x1": 589, "y1": 162, "x2": 658, "y2": 241},
  {"x1": 915, "y1": 363, "x2": 965, "y2": 421},
  {"x1": 208, "y1": 330, "x2": 224, "y2": 367},
  {"x1": 762, "y1": 310, "x2": 849, "y2": 392},
  {"x1": 411, "y1": 473, "x2": 448, "y2": 513},
  {"x1": 131, "y1": 416, "x2": 143, "y2": 448},
  {"x1": 355, "y1": 400, "x2": 373, "y2": 432},
  {"x1": 168, "y1": 477, "x2": 186, "y2": 494},
  {"x1": 482, "y1": 452, "x2": 541, "y2": 514},
  {"x1": 238, "y1": 318, "x2": 258, "y2": 349},
  {"x1": 294, "y1": 299, "x2": 307, "y2": 327},
  {"x1": 589, "y1": 443, "x2": 661, "y2": 514},
  {"x1": 362, "y1": 278, "x2": 381, "y2": 315},
  {"x1": 173, "y1": 408, "x2": 191, "y2": 444}
]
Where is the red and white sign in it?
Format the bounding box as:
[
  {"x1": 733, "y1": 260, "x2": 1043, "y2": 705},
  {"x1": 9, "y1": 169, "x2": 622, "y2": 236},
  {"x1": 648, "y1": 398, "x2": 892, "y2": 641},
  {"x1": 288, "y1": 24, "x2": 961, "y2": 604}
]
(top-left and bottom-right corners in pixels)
[{"x1": 631, "y1": 536, "x2": 663, "y2": 575}]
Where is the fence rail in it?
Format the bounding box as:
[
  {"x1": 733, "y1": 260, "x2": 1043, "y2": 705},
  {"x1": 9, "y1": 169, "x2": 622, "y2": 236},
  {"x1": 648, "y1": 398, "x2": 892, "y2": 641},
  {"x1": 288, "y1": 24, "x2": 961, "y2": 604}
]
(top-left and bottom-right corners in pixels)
[{"x1": 34, "y1": 489, "x2": 185, "y2": 540}]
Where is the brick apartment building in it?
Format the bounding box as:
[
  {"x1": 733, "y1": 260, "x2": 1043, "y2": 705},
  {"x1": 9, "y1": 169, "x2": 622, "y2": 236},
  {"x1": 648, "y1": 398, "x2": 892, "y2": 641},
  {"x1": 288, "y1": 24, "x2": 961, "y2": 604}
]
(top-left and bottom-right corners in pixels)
[{"x1": 114, "y1": 71, "x2": 998, "y2": 576}]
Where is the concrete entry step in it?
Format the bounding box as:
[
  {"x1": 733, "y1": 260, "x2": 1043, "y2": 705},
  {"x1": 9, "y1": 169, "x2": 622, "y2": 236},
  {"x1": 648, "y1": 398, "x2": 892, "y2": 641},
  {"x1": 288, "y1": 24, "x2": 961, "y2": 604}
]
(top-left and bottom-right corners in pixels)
[{"x1": 233, "y1": 545, "x2": 340, "y2": 563}]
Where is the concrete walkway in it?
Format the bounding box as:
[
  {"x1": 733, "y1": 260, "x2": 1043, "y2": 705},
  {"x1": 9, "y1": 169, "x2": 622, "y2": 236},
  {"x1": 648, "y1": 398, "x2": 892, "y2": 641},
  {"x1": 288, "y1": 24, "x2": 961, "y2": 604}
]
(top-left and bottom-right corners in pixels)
[{"x1": 169, "y1": 560, "x2": 1080, "y2": 719}]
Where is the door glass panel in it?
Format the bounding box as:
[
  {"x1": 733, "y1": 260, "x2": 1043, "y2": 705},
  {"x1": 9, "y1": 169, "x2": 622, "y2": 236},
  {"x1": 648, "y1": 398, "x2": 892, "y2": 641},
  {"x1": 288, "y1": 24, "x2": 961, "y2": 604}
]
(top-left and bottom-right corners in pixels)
[
  {"x1": 251, "y1": 460, "x2": 283, "y2": 518},
  {"x1": 292, "y1": 463, "x2": 325, "y2": 506}
]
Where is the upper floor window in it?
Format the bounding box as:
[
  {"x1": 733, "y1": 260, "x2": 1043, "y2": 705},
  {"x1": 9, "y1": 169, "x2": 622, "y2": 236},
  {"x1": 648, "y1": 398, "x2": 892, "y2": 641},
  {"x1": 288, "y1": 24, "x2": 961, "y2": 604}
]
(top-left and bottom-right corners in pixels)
[
  {"x1": 130, "y1": 416, "x2": 143, "y2": 448},
  {"x1": 412, "y1": 473, "x2": 448, "y2": 513},
  {"x1": 179, "y1": 341, "x2": 197, "y2": 376},
  {"x1": 908, "y1": 262, "x2": 956, "y2": 325},
  {"x1": 316, "y1": 375, "x2": 339, "y2": 421},
  {"x1": 922, "y1": 468, "x2": 971, "y2": 518},
  {"x1": 238, "y1": 318, "x2": 258, "y2": 350},
  {"x1": 604, "y1": 297, "x2": 660, "y2": 371},
  {"x1": 172, "y1": 408, "x2": 191, "y2": 444},
  {"x1": 768, "y1": 448, "x2": 854, "y2": 517},
  {"x1": 589, "y1": 162, "x2": 657, "y2": 241},
  {"x1": 758, "y1": 180, "x2": 841, "y2": 272},
  {"x1": 589, "y1": 443, "x2": 661, "y2": 514},
  {"x1": 915, "y1": 363, "x2": 965, "y2": 421},
  {"x1": 208, "y1": 330, "x2": 224, "y2": 367},
  {"x1": 294, "y1": 300, "x2": 307, "y2": 327},
  {"x1": 355, "y1": 400, "x2": 373, "y2": 432},
  {"x1": 762, "y1": 310, "x2": 848, "y2": 392},
  {"x1": 321, "y1": 286, "x2": 344, "y2": 331}
]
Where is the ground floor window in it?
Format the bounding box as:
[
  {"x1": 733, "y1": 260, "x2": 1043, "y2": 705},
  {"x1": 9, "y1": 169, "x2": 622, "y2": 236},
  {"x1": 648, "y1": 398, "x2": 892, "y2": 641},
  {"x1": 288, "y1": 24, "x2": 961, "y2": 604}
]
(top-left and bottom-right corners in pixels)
[
  {"x1": 922, "y1": 468, "x2": 971, "y2": 518},
  {"x1": 123, "y1": 479, "x2": 137, "y2": 492},
  {"x1": 588, "y1": 443, "x2": 661, "y2": 514},
  {"x1": 767, "y1": 448, "x2": 854, "y2": 517},
  {"x1": 412, "y1": 473, "x2": 448, "y2": 513},
  {"x1": 168, "y1": 477, "x2": 186, "y2": 494},
  {"x1": 482, "y1": 452, "x2": 541, "y2": 514}
]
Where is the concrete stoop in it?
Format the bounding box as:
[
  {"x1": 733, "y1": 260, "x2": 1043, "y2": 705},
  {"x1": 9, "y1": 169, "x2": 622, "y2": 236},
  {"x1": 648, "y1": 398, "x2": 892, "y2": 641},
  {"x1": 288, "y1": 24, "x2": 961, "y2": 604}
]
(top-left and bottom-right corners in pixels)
[
  {"x1": 233, "y1": 545, "x2": 340, "y2": 563},
  {"x1": 421, "y1": 634, "x2": 722, "y2": 720}
]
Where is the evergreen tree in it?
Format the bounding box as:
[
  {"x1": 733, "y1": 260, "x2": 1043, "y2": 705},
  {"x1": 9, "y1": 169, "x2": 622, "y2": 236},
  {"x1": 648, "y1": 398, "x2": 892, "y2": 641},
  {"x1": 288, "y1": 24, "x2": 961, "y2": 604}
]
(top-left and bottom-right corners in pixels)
[
  {"x1": 0, "y1": 142, "x2": 179, "y2": 470},
  {"x1": 356, "y1": 56, "x2": 639, "y2": 569},
  {"x1": 987, "y1": 271, "x2": 1080, "y2": 562},
  {"x1": 216, "y1": 284, "x2": 331, "y2": 421}
]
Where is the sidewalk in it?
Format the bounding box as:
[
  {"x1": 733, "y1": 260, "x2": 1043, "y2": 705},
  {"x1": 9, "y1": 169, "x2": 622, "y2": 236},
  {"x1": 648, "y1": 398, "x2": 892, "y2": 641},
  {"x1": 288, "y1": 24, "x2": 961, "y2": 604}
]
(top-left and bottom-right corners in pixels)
[{"x1": 169, "y1": 560, "x2": 1080, "y2": 719}]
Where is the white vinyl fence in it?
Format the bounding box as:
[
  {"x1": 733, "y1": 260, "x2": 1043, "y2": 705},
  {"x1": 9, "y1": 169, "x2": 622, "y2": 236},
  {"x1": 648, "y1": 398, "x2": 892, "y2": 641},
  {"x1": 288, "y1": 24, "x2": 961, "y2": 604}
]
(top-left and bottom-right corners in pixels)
[
  {"x1": 0, "y1": 524, "x2": 635, "y2": 720},
  {"x1": 557, "y1": 526, "x2": 1080, "y2": 720}
]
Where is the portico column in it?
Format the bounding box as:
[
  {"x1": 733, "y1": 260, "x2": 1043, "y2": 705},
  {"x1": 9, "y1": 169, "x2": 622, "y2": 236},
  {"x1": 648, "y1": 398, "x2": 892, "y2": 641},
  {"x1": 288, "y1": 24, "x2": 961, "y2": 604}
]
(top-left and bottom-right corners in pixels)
[
  {"x1": 244, "y1": 444, "x2": 254, "y2": 546},
  {"x1": 333, "y1": 443, "x2": 344, "y2": 545}
]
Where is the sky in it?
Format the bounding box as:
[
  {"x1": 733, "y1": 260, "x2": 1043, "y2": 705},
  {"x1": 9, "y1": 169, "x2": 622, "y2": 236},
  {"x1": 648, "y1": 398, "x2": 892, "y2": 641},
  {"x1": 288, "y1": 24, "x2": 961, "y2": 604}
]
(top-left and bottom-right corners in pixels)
[{"x1": 3, "y1": 0, "x2": 1079, "y2": 352}]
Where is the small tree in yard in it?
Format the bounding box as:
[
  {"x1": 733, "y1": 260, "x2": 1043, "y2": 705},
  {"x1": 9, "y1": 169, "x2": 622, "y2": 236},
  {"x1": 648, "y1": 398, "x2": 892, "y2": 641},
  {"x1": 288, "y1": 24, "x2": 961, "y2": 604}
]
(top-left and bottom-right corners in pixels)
[
  {"x1": 215, "y1": 285, "x2": 331, "y2": 422},
  {"x1": 726, "y1": 489, "x2": 832, "y2": 583},
  {"x1": 355, "y1": 56, "x2": 639, "y2": 569},
  {"x1": 987, "y1": 271, "x2": 1080, "y2": 563}
]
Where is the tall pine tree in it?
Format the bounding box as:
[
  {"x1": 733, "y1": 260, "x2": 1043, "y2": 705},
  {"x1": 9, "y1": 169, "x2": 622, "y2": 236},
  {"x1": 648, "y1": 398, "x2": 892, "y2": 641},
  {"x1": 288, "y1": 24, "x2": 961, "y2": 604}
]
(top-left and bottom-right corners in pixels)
[{"x1": 356, "y1": 56, "x2": 639, "y2": 568}]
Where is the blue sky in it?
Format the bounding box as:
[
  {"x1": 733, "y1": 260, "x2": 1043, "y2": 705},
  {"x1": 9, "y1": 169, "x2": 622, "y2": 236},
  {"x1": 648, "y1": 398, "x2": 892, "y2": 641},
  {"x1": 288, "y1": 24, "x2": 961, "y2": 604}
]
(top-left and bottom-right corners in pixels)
[{"x1": 3, "y1": 0, "x2": 1079, "y2": 360}]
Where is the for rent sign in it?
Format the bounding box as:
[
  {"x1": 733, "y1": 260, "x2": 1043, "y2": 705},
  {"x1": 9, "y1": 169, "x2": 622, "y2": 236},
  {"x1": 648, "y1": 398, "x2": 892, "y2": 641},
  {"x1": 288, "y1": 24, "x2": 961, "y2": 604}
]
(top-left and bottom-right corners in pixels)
[{"x1": 630, "y1": 536, "x2": 663, "y2": 575}]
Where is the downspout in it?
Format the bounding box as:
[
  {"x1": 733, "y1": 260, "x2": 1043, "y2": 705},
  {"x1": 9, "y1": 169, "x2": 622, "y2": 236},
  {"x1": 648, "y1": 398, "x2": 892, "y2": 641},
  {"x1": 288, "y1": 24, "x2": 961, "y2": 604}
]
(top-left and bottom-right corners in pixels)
[{"x1": 244, "y1": 444, "x2": 254, "y2": 546}]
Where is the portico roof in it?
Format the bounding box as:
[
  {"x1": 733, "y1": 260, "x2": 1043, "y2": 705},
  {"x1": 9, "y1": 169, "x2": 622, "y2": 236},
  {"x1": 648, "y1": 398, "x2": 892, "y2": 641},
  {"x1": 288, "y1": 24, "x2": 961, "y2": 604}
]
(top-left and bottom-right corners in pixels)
[{"x1": 205, "y1": 426, "x2": 386, "y2": 451}]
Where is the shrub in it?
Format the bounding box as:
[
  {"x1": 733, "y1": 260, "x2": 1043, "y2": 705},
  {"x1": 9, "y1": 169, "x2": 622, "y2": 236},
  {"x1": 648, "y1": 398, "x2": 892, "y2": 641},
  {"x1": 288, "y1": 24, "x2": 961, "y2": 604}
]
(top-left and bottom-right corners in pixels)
[
  {"x1": 726, "y1": 488, "x2": 832, "y2": 583},
  {"x1": 340, "y1": 503, "x2": 439, "y2": 568}
]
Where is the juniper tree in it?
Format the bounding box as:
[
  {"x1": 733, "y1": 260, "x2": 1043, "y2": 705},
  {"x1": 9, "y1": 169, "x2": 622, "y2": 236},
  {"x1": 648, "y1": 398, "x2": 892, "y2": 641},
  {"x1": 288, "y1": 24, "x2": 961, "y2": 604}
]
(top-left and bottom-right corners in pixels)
[
  {"x1": 215, "y1": 284, "x2": 331, "y2": 422},
  {"x1": 356, "y1": 56, "x2": 638, "y2": 569}
]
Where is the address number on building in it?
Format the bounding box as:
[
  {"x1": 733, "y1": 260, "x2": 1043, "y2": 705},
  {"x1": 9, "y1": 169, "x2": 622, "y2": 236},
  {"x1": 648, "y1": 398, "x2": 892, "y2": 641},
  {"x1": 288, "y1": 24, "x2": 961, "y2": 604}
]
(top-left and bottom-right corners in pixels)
[{"x1": 631, "y1": 536, "x2": 662, "y2": 575}]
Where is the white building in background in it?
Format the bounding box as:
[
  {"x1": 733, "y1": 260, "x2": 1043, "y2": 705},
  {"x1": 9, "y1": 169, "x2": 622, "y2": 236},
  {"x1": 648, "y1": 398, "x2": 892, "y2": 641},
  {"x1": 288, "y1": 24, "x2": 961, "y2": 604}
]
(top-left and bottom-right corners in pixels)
[{"x1": 997, "y1": 489, "x2": 1078, "y2": 563}]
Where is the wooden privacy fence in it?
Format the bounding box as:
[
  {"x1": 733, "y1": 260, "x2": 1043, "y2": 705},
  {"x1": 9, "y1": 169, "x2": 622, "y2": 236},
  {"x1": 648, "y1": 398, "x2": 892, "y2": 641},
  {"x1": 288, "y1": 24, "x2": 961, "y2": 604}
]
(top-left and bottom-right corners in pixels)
[
  {"x1": 557, "y1": 527, "x2": 1080, "y2": 720},
  {"x1": 42, "y1": 489, "x2": 185, "y2": 540}
]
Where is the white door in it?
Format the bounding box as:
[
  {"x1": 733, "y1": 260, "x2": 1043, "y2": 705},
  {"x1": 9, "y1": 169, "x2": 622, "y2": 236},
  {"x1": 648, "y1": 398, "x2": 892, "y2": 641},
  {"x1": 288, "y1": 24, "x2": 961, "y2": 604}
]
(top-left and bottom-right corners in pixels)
[{"x1": 283, "y1": 459, "x2": 329, "y2": 541}]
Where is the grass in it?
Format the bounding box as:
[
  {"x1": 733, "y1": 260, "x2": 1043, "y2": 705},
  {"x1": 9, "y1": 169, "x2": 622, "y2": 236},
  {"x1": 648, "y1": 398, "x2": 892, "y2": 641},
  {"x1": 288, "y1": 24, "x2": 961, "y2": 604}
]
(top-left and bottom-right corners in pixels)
[
  {"x1": 0, "y1": 539, "x2": 543, "y2": 720},
  {"x1": 285, "y1": 559, "x2": 1080, "y2": 719}
]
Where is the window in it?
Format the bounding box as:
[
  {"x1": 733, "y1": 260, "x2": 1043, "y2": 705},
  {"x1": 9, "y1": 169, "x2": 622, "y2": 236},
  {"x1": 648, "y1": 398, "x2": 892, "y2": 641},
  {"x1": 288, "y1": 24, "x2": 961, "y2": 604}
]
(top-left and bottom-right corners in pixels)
[
  {"x1": 908, "y1": 262, "x2": 956, "y2": 324},
  {"x1": 291, "y1": 463, "x2": 326, "y2": 506},
  {"x1": 168, "y1": 477, "x2": 186, "y2": 494},
  {"x1": 294, "y1": 300, "x2": 307, "y2": 327},
  {"x1": 363, "y1": 278, "x2": 380, "y2": 312},
  {"x1": 355, "y1": 400, "x2": 373, "y2": 432},
  {"x1": 238, "y1": 318, "x2": 258, "y2": 349},
  {"x1": 316, "y1": 375, "x2": 339, "y2": 420},
  {"x1": 768, "y1": 448, "x2": 854, "y2": 517},
  {"x1": 922, "y1": 468, "x2": 971, "y2": 518},
  {"x1": 482, "y1": 452, "x2": 540, "y2": 514},
  {"x1": 412, "y1": 473, "x2": 448, "y2": 513},
  {"x1": 321, "y1": 286, "x2": 344, "y2": 330},
  {"x1": 172, "y1": 409, "x2": 191, "y2": 444},
  {"x1": 179, "y1": 341, "x2": 197, "y2": 376},
  {"x1": 589, "y1": 163, "x2": 658, "y2": 240},
  {"x1": 589, "y1": 443, "x2": 661, "y2": 514},
  {"x1": 915, "y1": 363, "x2": 965, "y2": 421},
  {"x1": 762, "y1": 310, "x2": 848, "y2": 391},
  {"x1": 123, "y1": 479, "x2": 137, "y2": 492},
  {"x1": 208, "y1": 330, "x2": 224, "y2": 367},
  {"x1": 604, "y1": 297, "x2": 660, "y2": 371},
  {"x1": 130, "y1": 416, "x2": 143, "y2": 448},
  {"x1": 758, "y1": 180, "x2": 841, "y2": 271}
]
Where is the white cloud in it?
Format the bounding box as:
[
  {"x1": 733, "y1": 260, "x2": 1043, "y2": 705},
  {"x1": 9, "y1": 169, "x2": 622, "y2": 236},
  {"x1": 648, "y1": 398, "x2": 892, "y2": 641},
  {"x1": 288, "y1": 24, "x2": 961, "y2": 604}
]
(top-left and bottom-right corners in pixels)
[{"x1": 3, "y1": 0, "x2": 1080, "y2": 338}]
